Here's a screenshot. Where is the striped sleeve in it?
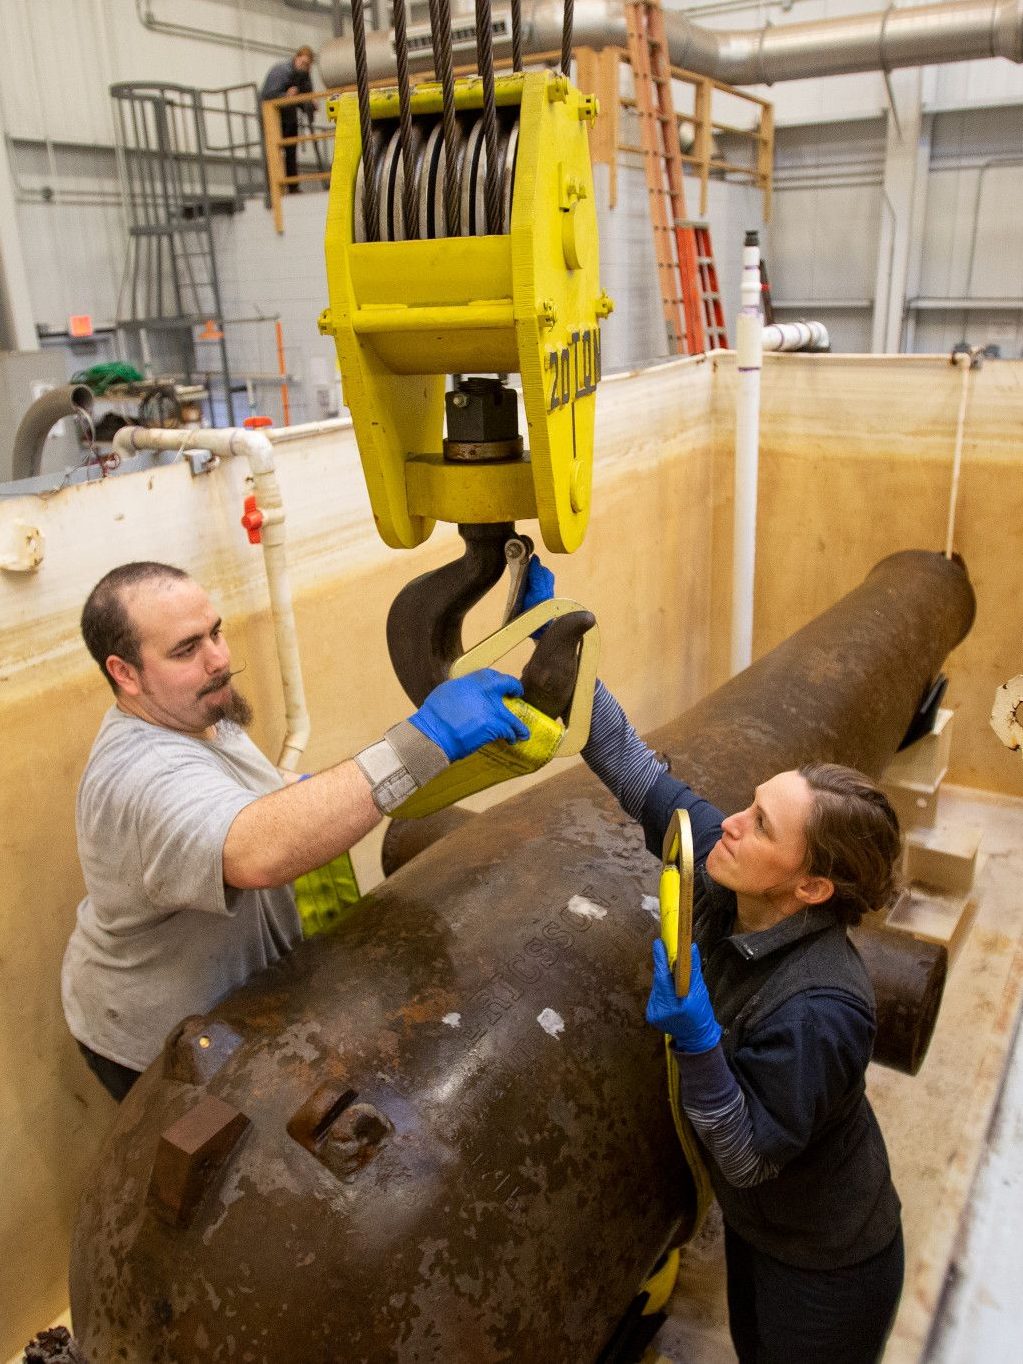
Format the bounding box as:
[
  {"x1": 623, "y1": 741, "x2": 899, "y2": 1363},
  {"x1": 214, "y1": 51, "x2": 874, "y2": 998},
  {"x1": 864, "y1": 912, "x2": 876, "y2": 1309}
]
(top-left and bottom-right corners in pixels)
[
  {"x1": 580, "y1": 679, "x2": 669, "y2": 820},
  {"x1": 674, "y1": 1044, "x2": 780, "y2": 1188}
]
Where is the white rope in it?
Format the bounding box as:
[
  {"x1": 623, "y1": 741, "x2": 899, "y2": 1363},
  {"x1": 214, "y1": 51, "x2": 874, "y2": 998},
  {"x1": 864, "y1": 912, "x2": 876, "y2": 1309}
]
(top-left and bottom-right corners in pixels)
[{"x1": 944, "y1": 349, "x2": 979, "y2": 560}]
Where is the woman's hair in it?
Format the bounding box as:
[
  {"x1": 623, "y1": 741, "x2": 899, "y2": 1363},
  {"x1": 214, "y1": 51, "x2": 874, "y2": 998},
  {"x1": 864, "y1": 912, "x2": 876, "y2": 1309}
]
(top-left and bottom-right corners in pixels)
[{"x1": 798, "y1": 762, "x2": 902, "y2": 926}]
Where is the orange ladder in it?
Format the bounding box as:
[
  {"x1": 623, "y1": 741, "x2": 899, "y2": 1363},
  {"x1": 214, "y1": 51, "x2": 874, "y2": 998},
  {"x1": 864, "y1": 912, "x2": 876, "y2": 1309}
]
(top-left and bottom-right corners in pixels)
[
  {"x1": 690, "y1": 221, "x2": 729, "y2": 349},
  {"x1": 625, "y1": 0, "x2": 727, "y2": 354}
]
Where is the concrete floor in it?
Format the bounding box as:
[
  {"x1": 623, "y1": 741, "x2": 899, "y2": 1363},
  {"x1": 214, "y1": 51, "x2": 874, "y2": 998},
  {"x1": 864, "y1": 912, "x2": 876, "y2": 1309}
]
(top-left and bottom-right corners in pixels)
[{"x1": 648, "y1": 783, "x2": 1023, "y2": 1364}]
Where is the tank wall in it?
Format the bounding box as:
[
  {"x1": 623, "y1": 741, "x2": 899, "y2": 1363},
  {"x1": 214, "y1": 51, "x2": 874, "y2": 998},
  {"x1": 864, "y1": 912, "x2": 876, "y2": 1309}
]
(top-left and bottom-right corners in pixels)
[
  {"x1": 3, "y1": 350, "x2": 1022, "y2": 1350},
  {"x1": 710, "y1": 351, "x2": 1023, "y2": 798}
]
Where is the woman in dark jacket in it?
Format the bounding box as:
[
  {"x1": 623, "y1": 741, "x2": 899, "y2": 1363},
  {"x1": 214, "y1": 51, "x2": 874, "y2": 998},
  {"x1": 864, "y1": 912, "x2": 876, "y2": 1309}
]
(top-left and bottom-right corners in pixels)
[{"x1": 527, "y1": 560, "x2": 905, "y2": 1364}]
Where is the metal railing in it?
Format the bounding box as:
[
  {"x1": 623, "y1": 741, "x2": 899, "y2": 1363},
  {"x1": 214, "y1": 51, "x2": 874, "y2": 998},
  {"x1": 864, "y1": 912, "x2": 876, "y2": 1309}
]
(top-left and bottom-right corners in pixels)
[
  {"x1": 262, "y1": 47, "x2": 773, "y2": 233},
  {"x1": 111, "y1": 81, "x2": 268, "y2": 422}
]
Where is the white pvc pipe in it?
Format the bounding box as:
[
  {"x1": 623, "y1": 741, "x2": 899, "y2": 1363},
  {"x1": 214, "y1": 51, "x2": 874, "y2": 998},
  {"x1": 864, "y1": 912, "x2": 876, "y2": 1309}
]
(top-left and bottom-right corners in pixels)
[
  {"x1": 112, "y1": 425, "x2": 312, "y2": 770},
  {"x1": 267, "y1": 417, "x2": 353, "y2": 443},
  {"x1": 762, "y1": 320, "x2": 830, "y2": 352},
  {"x1": 731, "y1": 236, "x2": 764, "y2": 677}
]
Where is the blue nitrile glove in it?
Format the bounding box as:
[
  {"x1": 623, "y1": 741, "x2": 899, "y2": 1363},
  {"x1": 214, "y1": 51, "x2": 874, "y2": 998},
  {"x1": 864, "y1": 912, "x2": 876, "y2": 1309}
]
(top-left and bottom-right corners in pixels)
[
  {"x1": 409, "y1": 669, "x2": 530, "y2": 762},
  {"x1": 520, "y1": 555, "x2": 556, "y2": 639},
  {"x1": 646, "y1": 940, "x2": 722, "y2": 1054}
]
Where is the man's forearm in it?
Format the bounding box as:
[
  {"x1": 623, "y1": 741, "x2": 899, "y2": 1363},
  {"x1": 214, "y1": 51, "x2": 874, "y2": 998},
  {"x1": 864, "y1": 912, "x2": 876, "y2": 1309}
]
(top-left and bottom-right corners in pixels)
[
  {"x1": 223, "y1": 759, "x2": 380, "y2": 889},
  {"x1": 224, "y1": 670, "x2": 528, "y2": 888}
]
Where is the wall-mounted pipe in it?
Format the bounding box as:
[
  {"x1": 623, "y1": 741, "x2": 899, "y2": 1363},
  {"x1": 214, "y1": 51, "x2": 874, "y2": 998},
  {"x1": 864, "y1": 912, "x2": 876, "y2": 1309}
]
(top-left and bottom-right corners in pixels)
[
  {"x1": 111, "y1": 424, "x2": 312, "y2": 770},
  {"x1": 730, "y1": 227, "x2": 831, "y2": 679},
  {"x1": 762, "y1": 320, "x2": 830, "y2": 351},
  {"x1": 731, "y1": 231, "x2": 763, "y2": 676},
  {"x1": 319, "y1": 0, "x2": 1023, "y2": 88},
  {"x1": 11, "y1": 384, "x2": 93, "y2": 481},
  {"x1": 133, "y1": 0, "x2": 298, "y2": 58}
]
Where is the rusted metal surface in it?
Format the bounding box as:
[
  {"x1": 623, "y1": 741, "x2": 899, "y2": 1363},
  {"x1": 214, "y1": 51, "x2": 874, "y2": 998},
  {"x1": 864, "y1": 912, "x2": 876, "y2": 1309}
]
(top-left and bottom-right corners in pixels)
[
  {"x1": 853, "y1": 921, "x2": 947, "y2": 1076},
  {"x1": 70, "y1": 550, "x2": 974, "y2": 1363},
  {"x1": 382, "y1": 824, "x2": 946, "y2": 1076},
  {"x1": 381, "y1": 805, "x2": 477, "y2": 876}
]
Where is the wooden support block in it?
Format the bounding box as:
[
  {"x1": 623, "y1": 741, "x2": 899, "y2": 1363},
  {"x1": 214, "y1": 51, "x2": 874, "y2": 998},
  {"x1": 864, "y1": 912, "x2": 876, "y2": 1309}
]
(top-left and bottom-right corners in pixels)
[
  {"x1": 886, "y1": 887, "x2": 978, "y2": 963},
  {"x1": 903, "y1": 822, "x2": 981, "y2": 896},
  {"x1": 883, "y1": 707, "x2": 953, "y2": 790},
  {"x1": 882, "y1": 780, "x2": 940, "y2": 831}
]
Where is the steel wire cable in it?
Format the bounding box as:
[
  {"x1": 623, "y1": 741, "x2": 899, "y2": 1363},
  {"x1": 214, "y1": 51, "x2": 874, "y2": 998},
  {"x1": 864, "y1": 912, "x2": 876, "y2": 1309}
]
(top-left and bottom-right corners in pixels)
[
  {"x1": 351, "y1": 0, "x2": 378, "y2": 240},
  {"x1": 511, "y1": 0, "x2": 523, "y2": 72},
  {"x1": 561, "y1": 0, "x2": 574, "y2": 76},
  {"x1": 474, "y1": 0, "x2": 501, "y2": 234},
  {"x1": 393, "y1": 0, "x2": 418, "y2": 238},
  {"x1": 429, "y1": 0, "x2": 460, "y2": 235}
]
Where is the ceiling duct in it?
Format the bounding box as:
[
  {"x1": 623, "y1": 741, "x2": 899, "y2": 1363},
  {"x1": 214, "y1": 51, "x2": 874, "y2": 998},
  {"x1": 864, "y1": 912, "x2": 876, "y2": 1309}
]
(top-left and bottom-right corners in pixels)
[{"x1": 319, "y1": 0, "x2": 1023, "y2": 88}]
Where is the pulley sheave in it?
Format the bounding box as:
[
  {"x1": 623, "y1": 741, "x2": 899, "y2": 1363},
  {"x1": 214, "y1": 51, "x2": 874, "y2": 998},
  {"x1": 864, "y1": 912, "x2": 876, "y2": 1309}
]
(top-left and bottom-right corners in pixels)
[{"x1": 321, "y1": 71, "x2": 613, "y2": 553}]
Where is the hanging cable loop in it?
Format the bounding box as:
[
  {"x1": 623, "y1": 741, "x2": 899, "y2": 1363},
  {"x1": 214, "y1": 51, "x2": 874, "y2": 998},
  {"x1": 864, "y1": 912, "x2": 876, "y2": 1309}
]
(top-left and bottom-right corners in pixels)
[
  {"x1": 474, "y1": 0, "x2": 502, "y2": 234},
  {"x1": 429, "y1": 0, "x2": 461, "y2": 234},
  {"x1": 393, "y1": 0, "x2": 418, "y2": 239},
  {"x1": 511, "y1": 0, "x2": 523, "y2": 72},
  {"x1": 561, "y1": 0, "x2": 574, "y2": 76},
  {"x1": 351, "y1": 0, "x2": 378, "y2": 240}
]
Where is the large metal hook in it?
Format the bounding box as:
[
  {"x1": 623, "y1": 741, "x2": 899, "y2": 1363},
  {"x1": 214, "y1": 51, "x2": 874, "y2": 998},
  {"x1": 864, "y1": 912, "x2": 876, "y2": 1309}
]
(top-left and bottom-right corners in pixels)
[
  {"x1": 387, "y1": 522, "x2": 514, "y2": 706},
  {"x1": 386, "y1": 522, "x2": 596, "y2": 722}
]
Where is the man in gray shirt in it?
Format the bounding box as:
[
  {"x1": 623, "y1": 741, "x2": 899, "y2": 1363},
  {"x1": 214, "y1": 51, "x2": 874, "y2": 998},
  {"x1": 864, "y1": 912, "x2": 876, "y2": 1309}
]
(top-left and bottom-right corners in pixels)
[{"x1": 62, "y1": 561, "x2": 528, "y2": 1099}]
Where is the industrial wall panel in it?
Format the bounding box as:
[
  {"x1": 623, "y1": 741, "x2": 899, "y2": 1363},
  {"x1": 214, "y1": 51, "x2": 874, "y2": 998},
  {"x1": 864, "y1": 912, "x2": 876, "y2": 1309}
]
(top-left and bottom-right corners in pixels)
[
  {"x1": 213, "y1": 196, "x2": 343, "y2": 425},
  {"x1": 0, "y1": 0, "x2": 330, "y2": 147},
  {"x1": 17, "y1": 200, "x2": 125, "y2": 329},
  {"x1": 918, "y1": 164, "x2": 1023, "y2": 304},
  {"x1": 769, "y1": 182, "x2": 881, "y2": 300}
]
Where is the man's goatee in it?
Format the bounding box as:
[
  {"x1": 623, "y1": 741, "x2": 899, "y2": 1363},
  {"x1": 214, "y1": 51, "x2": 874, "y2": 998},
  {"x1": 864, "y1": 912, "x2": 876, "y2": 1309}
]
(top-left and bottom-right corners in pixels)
[{"x1": 211, "y1": 687, "x2": 254, "y2": 728}]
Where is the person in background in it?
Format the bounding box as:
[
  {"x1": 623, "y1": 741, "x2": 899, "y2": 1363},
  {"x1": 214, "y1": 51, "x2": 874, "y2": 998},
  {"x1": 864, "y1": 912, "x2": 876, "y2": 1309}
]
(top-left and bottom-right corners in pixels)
[
  {"x1": 522, "y1": 555, "x2": 905, "y2": 1364},
  {"x1": 260, "y1": 44, "x2": 316, "y2": 192},
  {"x1": 63, "y1": 561, "x2": 528, "y2": 1101}
]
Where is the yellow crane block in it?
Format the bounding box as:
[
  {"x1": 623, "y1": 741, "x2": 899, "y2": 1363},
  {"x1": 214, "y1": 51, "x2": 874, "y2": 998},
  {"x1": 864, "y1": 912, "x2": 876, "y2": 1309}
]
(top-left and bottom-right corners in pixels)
[{"x1": 319, "y1": 70, "x2": 613, "y2": 553}]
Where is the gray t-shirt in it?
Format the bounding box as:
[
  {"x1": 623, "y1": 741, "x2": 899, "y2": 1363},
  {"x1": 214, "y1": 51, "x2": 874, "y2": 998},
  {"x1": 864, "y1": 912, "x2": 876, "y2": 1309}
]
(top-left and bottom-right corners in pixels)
[{"x1": 62, "y1": 707, "x2": 302, "y2": 1070}]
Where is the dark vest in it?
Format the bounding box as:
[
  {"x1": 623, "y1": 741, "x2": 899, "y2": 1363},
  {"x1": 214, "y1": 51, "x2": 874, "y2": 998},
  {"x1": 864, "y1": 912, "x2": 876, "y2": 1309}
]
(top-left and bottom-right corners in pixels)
[{"x1": 692, "y1": 869, "x2": 902, "y2": 1269}]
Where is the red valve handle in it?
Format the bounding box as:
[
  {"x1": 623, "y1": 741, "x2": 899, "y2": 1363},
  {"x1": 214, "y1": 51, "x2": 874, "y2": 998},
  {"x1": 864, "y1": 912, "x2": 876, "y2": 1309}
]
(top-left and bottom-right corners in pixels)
[{"x1": 241, "y1": 493, "x2": 264, "y2": 545}]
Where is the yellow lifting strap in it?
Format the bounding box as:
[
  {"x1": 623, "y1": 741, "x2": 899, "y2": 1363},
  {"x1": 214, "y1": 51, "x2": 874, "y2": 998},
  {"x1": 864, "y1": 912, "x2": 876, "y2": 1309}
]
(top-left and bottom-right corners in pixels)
[
  {"x1": 294, "y1": 851, "x2": 362, "y2": 939},
  {"x1": 392, "y1": 597, "x2": 599, "y2": 820},
  {"x1": 658, "y1": 808, "x2": 714, "y2": 1232},
  {"x1": 393, "y1": 697, "x2": 564, "y2": 819}
]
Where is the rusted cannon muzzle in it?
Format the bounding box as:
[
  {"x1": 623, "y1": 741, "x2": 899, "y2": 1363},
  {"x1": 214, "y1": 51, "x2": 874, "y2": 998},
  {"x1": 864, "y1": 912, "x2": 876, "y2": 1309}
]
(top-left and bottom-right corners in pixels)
[
  {"x1": 641, "y1": 548, "x2": 974, "y2": 1074},
  {"x1": 70, "y1": 550, "x2": 975, "y2": 1363}
]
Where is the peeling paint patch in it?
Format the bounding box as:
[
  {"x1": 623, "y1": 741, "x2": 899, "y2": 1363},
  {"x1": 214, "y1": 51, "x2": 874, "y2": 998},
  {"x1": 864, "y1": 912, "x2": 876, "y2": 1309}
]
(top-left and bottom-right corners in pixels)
[
  {"x1": 442, "y1": 1012, "x2": 461, "y2": 1028},
  {"x1": 537, "y1": 1008, "x2": 565, "y2": 1039},
  {"x1": 567, "y1": 894, "x2": 607, "y2": 920},
  {"x1": 274, "y1": 1023, "x2": 322, "y2": 1063},
  {"x1": 641, "y1": 894, "x2": 661, "y2": 921}
]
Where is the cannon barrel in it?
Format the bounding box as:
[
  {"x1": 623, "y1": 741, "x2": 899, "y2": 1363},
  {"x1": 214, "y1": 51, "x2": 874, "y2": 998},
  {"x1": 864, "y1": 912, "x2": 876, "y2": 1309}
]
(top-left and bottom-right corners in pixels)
[{"x1": 71, "y1": 550, "x2": 975, "y2": 1362}]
